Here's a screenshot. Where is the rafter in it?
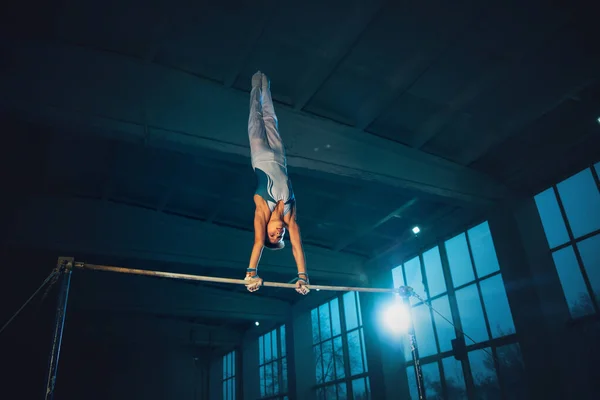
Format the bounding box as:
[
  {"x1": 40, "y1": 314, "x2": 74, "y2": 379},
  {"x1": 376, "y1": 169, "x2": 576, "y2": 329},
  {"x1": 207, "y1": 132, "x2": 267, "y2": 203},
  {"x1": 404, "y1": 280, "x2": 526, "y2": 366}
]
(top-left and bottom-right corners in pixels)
[
  {"x1": 1, "y1": 40, "x2": 512, "y2": 205},
  {"x1": 293, "y1": 0, "x2": 386, "y2": 111}
]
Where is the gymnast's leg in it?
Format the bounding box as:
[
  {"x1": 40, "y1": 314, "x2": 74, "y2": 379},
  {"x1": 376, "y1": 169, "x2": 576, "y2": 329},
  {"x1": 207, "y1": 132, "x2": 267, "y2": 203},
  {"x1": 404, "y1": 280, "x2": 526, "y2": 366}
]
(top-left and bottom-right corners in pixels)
[
  {"x1": 248, "y1": 71, "x2": 270, "y2": 168},
  {"x1": 260, "y1": 73, "x2": 286, "y2": 164}
]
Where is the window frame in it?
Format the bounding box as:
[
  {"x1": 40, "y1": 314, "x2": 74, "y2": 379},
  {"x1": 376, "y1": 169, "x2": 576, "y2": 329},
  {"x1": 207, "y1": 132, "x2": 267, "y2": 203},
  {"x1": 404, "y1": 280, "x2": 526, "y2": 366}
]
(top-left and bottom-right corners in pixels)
[
  {"x1": 539, "y1": 165, "x2": 600, "y2": 317},
  {"x1": 222, "y1": 350, "x2": 236, "y2": 400},
  {"x1": 258, "y1": 325, "x2": 289, "y2": 400},
  {"x1": 311, "y1": 292, "x2": 371, "y2": 400},
  {"x1": 394, "y1": 221, "x2": 522, "y2": 399}
]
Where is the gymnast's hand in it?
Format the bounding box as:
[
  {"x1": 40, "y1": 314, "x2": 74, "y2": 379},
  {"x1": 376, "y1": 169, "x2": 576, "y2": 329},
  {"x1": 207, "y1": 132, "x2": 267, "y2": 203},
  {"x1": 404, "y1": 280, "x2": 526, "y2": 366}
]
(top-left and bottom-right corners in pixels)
[{"x1": 295, "y1": 272, "x2": 310, "y2": 295}]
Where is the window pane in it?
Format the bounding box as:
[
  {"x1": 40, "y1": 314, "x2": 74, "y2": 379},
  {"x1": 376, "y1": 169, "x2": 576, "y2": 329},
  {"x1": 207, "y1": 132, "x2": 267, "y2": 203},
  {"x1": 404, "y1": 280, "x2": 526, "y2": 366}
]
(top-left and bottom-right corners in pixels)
[
  {"x1": 455, "y1": 284, "x2": 488, "y2": 343},
  {"x1": 265, "y1": 331, "x2": 272, "y2": 362},
  {"x1": 314, "y1": 345, "x2": 323, "y2": 384},
  {"x1": 320, "y1": 303, "x2": 332, "y2": 340},
  {"x1": 260, "y1": 366, "x2": 265, "y2": 397},
  {"x1": 334, "y1": 336, "x2": 345, "y2": 379},
  {"x1": 577, "y1": 234, "x2": 600, "y2": 300},
  {"x1": 431, "y1": 295, "x2": 455, "y2": 352},
  {"x1": 404, "y1": 257, "x2": 425, "y2": 297},
  {"x1": 223, "y1": 353, "x2": 227, "y2": 378},
  {"x1": 273, "y1": 328, "x2": 279, "y2": 359},
  {"x1": 423, "y1": 246, "x2": 446, "y2": 297},
  {"x1": 557, "y1": 168, "x2": 600, "y2": 238},
  {"x1": 497, "y1": 343, "x2": 527, "y2": 400},
  {"x1": 421, "y1": 361, "x2": 441, "y2": 399},
  {"x1": 282, "y1": 357, "x2": 288, "y2": 392},
  {"x1": 223, "y1": 381, "x2": 227, "y2": 400},
  {"x1": 348, "y1": 330, "x2": 364, "y2": 376},
  {"x1": 468, "y1": 348, "x2": 500, "y2": 400},
  {"x1": 392, "y1": 265, "x2": 404, "y2": 288},
  {"x1": 408, "y1": 304, "x2": 437, "y2": 358},
  {"x1": 331, "y1": 298, "x2": 342, "y2": 336},
  {"x1": 442, "y1": 357, "x2": 466, "y2": 400},
  {"x1": 357, "y1": 293, "x2": 364, "y2": 326},
  {"x1": 480, "y1": 275, "x2": 515, "y2": 337},
  {"x1": 231, "y1": 352, "x2": 235, "y2": 377},
  {"x1": 337, "y1": 383, "x2": 348, "y2": 400},
  {"x1": 552, "y1": 246, "x2": 595, "y2": 317},
  {"x1": 280, "y1": 325, "x2": 286, "y2": 357},
  {"x1": 468, "y1": 221, "x2": 501, "y2": 277},
  {"x1": 406, "y1": 366, "x2": 418, "y2": 400},
  {"x1": 322, "y1": 340, "x2": 335, "y2": 382},
  {"x1": 344, "y1": 292, "x2": 359, "y2": 331},
  {"x1": 273, "y1": 361, "x2": 279, "y2": 394},
  {"x1": 312, "y1": 308, "x2": 320, "y2": 344},
  {"x1": 534, "y1": 188, "x2": 570, "y2": 248},
  {"x1": 259, "y1": 335, "x2": 264, "y2": 365},
  {"x1": 230, "y1": 379, "x2": 235, "y2": 400},
  {"x1": 445, "y1": 233, "x2": 475, "y2": 287},
  {"x1": 359, "y1": 328, "x2": 368, "y2": 373},
  {"x1": 352, "y1": 378, "x2": 367, "y2": 400}
]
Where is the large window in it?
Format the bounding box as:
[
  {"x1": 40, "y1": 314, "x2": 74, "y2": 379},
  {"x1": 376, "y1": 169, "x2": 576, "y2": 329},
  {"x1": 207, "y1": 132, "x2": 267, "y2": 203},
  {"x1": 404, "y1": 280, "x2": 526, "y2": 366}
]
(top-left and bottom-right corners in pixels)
[
  {"x1": 259, "y1": 325, "x2": 288, "y2": 399},
  {"x1": 311, "y1": 292, "x2": 370, "y2": 400},
  {"x1": 223, "y1": 351, "x2": 235, "y2": 400},
  {"x1": 393, "y1": 222, "x2": 525, "y2": 399},
  {"x1": 534, "y1": 164, "x2": 600, "y2": 318}
]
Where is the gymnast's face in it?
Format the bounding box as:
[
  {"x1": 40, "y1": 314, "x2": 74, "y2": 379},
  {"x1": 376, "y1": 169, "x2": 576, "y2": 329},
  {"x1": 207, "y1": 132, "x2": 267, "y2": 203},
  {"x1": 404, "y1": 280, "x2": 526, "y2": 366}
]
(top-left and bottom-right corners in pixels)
[{"x1": 267, "y1": 220, "x2": 286, "y2": 244}]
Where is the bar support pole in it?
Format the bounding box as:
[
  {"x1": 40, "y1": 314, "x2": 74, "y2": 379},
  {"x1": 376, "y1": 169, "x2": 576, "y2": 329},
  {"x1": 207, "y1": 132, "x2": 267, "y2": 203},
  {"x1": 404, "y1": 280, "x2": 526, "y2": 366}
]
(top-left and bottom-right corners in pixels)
[
  {"x1": 400, "y1": 286, "x2": 426, "y2": 400},
  {"x1": 44, "y1": 257, "x2": 73, "y2": 400}
]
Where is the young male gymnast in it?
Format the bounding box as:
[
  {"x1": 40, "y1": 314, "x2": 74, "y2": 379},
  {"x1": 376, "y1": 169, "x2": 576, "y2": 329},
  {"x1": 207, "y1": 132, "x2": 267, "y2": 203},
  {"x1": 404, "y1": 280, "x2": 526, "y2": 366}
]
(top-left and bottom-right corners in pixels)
[{"x1": 243, "y1": 71, "x2": 309, "y2": 295}]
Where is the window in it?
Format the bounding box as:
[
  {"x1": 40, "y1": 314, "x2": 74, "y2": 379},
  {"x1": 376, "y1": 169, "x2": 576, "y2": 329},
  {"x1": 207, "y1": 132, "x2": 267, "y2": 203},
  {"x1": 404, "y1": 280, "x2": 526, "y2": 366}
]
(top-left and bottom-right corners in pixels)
[
  {"x1": 393, "y1": 222, "x2": 524, "y2": 399},
  {"x1": 311, "y1": 293, "x2": 370, "y2": 399},
  {"x1": 258, "y1": 326, "x2": 288, "y2": 399},
  {"x1": 534, "y1": 165, "x2": 600, "y2": 317},
  {"x1": 223, "y1": 351, "x2": 235, "y2": 400}
]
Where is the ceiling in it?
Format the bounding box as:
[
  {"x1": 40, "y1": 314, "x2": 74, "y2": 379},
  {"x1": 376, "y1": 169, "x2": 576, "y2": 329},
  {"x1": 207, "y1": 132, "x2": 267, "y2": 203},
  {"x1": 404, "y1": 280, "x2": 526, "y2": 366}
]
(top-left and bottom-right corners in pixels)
[{"x1": 1, "y1": 0, "x2": 599, "y2": 351}]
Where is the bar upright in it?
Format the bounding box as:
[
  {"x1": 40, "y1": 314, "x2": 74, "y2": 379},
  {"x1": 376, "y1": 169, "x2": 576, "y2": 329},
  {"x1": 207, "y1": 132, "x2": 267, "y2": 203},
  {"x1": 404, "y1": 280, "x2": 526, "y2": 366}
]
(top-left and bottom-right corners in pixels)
[
  {"x1": 400, "y1": 286, "x2": 426, "y2": 400},
  {"x1": 44, "y1": 257, "x2": 73, "y2": 400}
]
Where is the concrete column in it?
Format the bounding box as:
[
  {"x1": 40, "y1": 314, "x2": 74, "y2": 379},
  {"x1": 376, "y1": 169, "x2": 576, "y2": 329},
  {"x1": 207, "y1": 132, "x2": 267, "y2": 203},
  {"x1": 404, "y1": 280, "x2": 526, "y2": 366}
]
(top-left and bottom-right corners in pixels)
[
  {"x1": 242, "y1": 334, "x2": 260, "y2": 400},
  {"x1": 362, "y1": 271, "x2": 410, "y2": 400},
  {"x1": 488, "y1": 199, "x2": 570, "y2": 399}
]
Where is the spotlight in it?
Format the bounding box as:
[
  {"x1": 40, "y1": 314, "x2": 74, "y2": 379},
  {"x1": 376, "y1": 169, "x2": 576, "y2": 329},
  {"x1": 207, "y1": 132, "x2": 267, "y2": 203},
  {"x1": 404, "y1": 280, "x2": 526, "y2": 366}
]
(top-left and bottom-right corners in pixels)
[
  {"x1": 316, "y1": 288, "x2": 320, "y2": 291},
  {"x1": 381, "y1": 298, "x2": 411, "y2": 334},
  {"x1": 597, "y1": 116, "x2": 600, "y2": 125},
  {"x1": 255, "y1": 321, "x2": 260, "y2": 326},
  {"x1": 412, "y1": 226, "x2": 420, "y2": 235}
]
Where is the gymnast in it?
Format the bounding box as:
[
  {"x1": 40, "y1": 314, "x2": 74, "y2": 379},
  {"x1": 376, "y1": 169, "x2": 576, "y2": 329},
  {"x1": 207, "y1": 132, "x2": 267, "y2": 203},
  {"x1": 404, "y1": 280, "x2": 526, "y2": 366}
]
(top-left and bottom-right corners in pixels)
[{"x1": 244, "y1": 71, "x2": 309, "y2": 295}]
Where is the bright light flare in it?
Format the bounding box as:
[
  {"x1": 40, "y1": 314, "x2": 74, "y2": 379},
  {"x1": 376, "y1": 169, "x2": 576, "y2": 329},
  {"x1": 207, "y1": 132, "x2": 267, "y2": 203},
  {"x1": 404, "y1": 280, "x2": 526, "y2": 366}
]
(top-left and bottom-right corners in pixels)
[
  {"x1": 412, "y1": 226, "x2": 420, "y2": 235},
  {"x1": 255, "y1": 321, "x2": 260, "y2": 326},
  {"x1": 381, "y1": 298, "x2": 411, "y2": 334}
]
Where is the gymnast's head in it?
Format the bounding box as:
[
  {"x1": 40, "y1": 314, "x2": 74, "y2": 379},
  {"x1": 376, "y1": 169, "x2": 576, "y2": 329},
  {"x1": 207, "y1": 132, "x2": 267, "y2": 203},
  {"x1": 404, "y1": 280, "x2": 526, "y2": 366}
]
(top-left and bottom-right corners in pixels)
[{"x1": 264, "y1": 220, "x2": 286, "y2": 250}]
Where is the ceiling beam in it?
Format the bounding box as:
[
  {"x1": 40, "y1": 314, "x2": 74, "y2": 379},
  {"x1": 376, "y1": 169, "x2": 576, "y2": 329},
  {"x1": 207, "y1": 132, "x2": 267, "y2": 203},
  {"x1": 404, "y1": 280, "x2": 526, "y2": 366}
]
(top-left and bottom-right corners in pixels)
[
  {"x1": 223, "y1": 0, "x2": 278, "y2": 87},
  {"x1": 0, "y1": 40, "x2": 511, "y2": 205},
  {"x1": 411, "y1": 10, "x2": 571, "y2": 150},
  {"x1": 74, "y1": 311, "x2": 244, "y2": 346},
  {"x1": 459, "y1": 28, "x2": 600, "y2": 165},
  {"x1": 69, "y1": 270, "x2": 292, "y2": 322},
  {"x1": 333, "y1": 198, "x2": 418, "y2": 252},
  {"x1": 292, "y1": 0, "x2": 386, "y2": 111},
  {"x1": 9, "y1": 196, "x2": 366, "y2": 283}
]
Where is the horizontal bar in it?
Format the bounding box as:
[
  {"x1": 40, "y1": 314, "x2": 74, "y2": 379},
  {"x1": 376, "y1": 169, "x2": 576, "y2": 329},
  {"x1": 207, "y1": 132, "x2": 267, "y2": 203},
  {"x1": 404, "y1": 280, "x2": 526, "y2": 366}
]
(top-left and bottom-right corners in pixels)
[{"x1": 73, "y1": 262, "x2": 400, "y2": 294}]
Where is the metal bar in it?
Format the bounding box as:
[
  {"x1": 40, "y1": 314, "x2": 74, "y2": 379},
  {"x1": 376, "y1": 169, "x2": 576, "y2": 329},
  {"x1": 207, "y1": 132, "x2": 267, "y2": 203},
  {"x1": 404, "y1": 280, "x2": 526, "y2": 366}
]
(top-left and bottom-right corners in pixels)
[
  {"x1": 73, "y1": 262, "x2": 400, "y2": 293},
  {"x1": 44, "y1": 258, "x2": 73, "y2": 400},
  {"x1": 400, "y1": 287, "x2": 426, "y2": 400}
]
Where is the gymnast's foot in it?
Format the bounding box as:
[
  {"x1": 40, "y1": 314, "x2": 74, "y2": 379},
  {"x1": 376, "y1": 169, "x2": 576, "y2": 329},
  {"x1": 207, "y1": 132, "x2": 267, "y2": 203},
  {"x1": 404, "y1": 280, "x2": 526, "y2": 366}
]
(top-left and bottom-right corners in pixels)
[
  {"x1": 252, "y1": 71, "x2": 262, "y2": 88},
  {"x1": 261, "y1": 72, "x2": 270, "y2": 91},
  {"x1": 245, "y1": 268, "x2": 263, "y2": 292}
]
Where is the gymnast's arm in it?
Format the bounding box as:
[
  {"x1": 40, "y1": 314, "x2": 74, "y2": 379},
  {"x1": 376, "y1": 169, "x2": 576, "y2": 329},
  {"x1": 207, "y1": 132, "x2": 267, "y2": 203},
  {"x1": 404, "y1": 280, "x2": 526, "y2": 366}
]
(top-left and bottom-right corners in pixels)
[
  {"x1": 249, "y1": 199, "x2": 267, "y2": 271},
  {"x1": 287, "y1": 207, "x2": 307, "y2": 276}
]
